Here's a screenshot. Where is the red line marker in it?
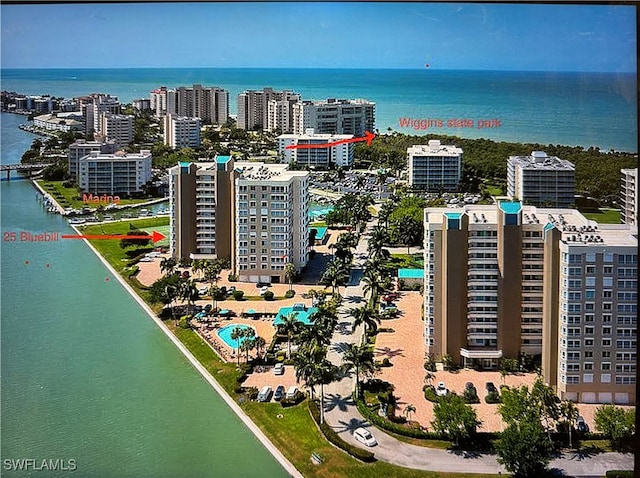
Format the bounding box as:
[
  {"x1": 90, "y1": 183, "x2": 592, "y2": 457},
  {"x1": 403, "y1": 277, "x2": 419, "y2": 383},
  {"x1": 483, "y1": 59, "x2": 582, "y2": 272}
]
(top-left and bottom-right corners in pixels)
[
  {"x1": 285, "y1": 131, "x2": 376, "y2": 150},
  {"x1": 61, "y1": 230, "x2": 166, "y2": 243}
]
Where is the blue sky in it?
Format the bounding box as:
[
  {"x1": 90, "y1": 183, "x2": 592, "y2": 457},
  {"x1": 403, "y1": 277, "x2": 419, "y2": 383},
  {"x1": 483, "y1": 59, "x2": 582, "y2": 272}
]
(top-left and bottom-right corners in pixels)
[{"x1": 1, "y1": 2, "x2": 636, "y2": 71}]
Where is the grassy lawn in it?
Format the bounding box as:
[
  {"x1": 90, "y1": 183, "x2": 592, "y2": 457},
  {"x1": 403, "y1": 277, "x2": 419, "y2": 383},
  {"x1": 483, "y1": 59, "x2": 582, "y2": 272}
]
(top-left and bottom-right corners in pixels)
[
  {"x1": 84, "y1": 224, "x2": 502, "y2": 477},
  {"x1": 481, "y1": 183, "x2": 503, "y2": 196},
  {"x1": 580, "y1": 208, "x2": 621, "y2": 224},
  {"x1": 80, "y1": 217, "x2": 169, "y2": 275},
  {"x1": 389, "y1": 253, "x2": 424, "y2": 269},
  {"x1": 38, "y1": 180, "x2": 162, "y2": 209}
]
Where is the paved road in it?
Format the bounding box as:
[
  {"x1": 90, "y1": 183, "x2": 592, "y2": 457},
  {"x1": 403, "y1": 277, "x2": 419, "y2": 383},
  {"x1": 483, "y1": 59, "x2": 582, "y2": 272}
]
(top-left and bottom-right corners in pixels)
[{"x1": 320, "y1": 221, "x2": 634, "y2": 476}]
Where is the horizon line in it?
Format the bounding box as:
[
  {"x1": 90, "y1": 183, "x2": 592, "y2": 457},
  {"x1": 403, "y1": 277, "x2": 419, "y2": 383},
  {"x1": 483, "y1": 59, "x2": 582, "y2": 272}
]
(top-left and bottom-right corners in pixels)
[{"x1": 1, "y1": 66, "x2": 636, "y2": 75}]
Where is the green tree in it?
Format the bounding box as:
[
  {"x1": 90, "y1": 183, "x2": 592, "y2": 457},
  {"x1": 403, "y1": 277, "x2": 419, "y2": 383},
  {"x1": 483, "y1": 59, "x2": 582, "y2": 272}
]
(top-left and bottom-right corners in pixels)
[
  {"x1": 560, "y1": 400, "x2": 579, "y2": 448},
  {"x1": 349, "y1": 306, "x2": 381, "y2": 337},
  {"x1": 342, "y1": 343, "x2": 376, "y2": 400},
  {"x1": 320, "y1": 259, "x2": 350, "y2": 295},
  {"x1": 395, "y1": 215, "x2": 422, "y2": 253},
  {"x1": 293, "y1": 345, "x2": 324, "y2": 400},
  {"x1": 284, "y1": 263, "x2": 297, "y2": 292},
  {"x1": 314, "y1": 359, "x2": 340, "y2": 425},
  {"x1": 496, "y1": 419, "x2": 554, "y2": 478},
  {"x1": 277, "y1": 312, "x2": 301, "y2": 359},
  {"x1": 230, "y1": 326, "x2": 245, "y2": 365},
  {"x1": 404, "y1": 403, "x2": 417, "y2": 421},
  {"x1": 159, "y1": 257, "x2": 177, "y2": 276},
  {"x1": 240, "y1": 328, "x2": 256, "y2": 362},
  {"x1": 594, "y1": 404, "x2": 635, "y2": 447},
  {"x1": 431, "y1": 393, "x2": 481, "y2": 446}
]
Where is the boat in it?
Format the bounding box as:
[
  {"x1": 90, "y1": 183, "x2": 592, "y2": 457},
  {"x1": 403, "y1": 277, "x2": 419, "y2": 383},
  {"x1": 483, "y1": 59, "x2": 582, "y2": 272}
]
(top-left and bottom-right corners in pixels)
[{"x1": 68, "y1": 218, "x2": 86, "y2": 225}]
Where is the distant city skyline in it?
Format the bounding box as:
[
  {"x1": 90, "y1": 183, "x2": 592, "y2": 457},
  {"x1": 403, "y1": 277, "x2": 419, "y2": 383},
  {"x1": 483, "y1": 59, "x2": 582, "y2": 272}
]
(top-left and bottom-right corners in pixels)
[{"x1": 0, "y1": 2, "x2": 636, "y2": 72}]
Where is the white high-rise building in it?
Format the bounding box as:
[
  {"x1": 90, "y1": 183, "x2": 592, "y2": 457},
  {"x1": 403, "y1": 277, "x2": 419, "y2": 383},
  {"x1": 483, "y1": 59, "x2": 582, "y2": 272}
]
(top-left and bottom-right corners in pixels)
[
  {"x1": 78, "y1": 150, "x2": 152, "y2": 196},
  {"x1": 68, "y1": 139, "x2": 117, "y2": 180},
  {"x1": 507, "y1": 152, "x2": 575, "y2": 208},
  {"x1": 408, "y1": 140, "x2": 463, "y2": 191},
  {"x1": 164, "y1": 114, "x2": 201, "y2": 149},
  {"x1": 621, "y1": 168, "x2": 638, "y2": 231},
  {"x1": 98, "y1": 113, "x2": 134, "y2": 147},
  {"x1": 293, "y1": 98, "x2": 375, "y2": 136},
  {"x1": 79, "y1": 94, "x2": 121, "y2": 135},
  {"x1": 234, "y1": 162, "x2": 309, "y2": 283},
  {"x1": 277, "y1": 129, "x2": 354, "y2": 167}
]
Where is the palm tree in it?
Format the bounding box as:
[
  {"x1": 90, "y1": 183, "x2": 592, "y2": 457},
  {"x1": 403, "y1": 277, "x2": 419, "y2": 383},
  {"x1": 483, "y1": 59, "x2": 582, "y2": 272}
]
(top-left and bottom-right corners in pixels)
[
  {"x1": 378, "y1": 200, "x2": 395, "y2": 229},
  {"x1": 396, "y1": 215, "x2": 422, "y2": 254},
  {"x1": 241, "y1": 328, "x2": 256, "y2": 362},
  {"x1": 178, "y1": 279, "x2": 199, "y2": 314},
  {"x1": 349, "y1": 306, "x2": 381, "y2": 337},
  {"x1": 160, "y1": 257, "x2": 177, "y2": 276},
  {"x1": 204, "y1": 261, "x2": 222, "y2": 286},
  {"x1": 277, "y1": 312, "x2": 300, "y2": 359},
  {"x1": 230, "y1": 326, "x2": 245, "y2": 365},
  {"x1": 424, "y1": 371, "x2": 435, "y2": 387},
  {"x1": 191, "y1": 259, "x2": 204, "y2": 281},
  {"x1": 297, "y1": 321, "x2": 332, "y2": 351},
  {"x1": 404, "y1": 403, "x2": 417, "y2": 421},
  {"x1": 320, "y1": 260, "x2": 349, "y2": 295},
  {"x1": 561, "y1": 400, "x2": 580, "y2": 448},
  {"x1": 293, "y1": 346, "x2": 324, "y2": 400},
  {"x1": 284, "y1": 263, "x2": 297, "y2": 292},
  {"x1": 342, "y1": 343, "x2": 376, "y2": 400},
  {"x1": 165, "y1": 284, "x2": 179, "y2": 325},
  {"x1": 254, "y1": 336, "x2": 266, "y2": 360},
  {"x1": 361, "y1": 270, "x2": 384, "y2": 308},
  {"x1": 315, "y1": 359, "x2": 340, "y2": 424}
]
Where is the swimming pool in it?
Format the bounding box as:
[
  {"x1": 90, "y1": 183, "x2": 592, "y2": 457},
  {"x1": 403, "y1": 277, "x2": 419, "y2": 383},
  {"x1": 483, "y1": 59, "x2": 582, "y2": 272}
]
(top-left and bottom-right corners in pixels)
[
  {"x1": 217, "y1": 324, "x2": 255, "y2": 348},
  {"x1": 310, "y1": 225, "x2": 328, "y2": 240},
  {"x1": 273, "y1": 306, "x2": 318, "y2": 326}
]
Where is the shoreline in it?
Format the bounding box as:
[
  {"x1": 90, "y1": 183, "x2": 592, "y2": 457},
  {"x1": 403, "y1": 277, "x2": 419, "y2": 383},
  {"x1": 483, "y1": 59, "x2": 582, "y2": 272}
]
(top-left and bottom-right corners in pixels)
[
  {"x1": 32, "y1": 179, "x2": 303, "y2": 478},
  {"x1": 72, "y1": 225, "x2": 303, "y2": 478}
]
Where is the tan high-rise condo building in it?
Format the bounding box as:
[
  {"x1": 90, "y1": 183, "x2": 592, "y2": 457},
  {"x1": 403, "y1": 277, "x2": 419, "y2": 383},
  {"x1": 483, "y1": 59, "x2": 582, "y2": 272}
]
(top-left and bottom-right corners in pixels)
[{"x1": 424, "y1": 202, "x2": 636, "y2": 404}]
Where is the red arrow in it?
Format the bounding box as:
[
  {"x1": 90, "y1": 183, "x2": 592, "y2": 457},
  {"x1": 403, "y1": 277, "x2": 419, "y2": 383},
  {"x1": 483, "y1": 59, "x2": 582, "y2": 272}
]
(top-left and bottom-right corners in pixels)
[
  {"x1": 285, "y1": 131, "x2": 375, "y2": 150},
  {"x1": 61, "y1": 230, "x2": 166, "y2": 243}
]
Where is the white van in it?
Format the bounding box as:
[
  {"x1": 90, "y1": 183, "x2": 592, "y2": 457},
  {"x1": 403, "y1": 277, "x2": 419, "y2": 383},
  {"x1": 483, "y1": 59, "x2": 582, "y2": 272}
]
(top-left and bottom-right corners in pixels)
[
  {"x1": 286, "y1": 386, "x2": 298, "y2": 400},
  {"x1": 257, "y1": 386, "x2": 272, "y2": 402}
]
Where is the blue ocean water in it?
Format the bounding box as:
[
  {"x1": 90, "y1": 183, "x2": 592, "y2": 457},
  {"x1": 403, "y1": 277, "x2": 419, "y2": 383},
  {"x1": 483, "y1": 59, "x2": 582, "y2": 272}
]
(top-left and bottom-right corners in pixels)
[
  {"x1": 1, "y1": 68, "x2": 637, "y2": 152},
  {"x1": 0, "y1": 112, "x2": 289, "y2": 477}
]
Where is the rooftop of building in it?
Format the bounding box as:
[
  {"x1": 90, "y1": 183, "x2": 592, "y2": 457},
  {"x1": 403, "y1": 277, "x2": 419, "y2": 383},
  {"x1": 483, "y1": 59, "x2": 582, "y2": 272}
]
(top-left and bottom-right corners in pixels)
[
  {"x1": 408, "y1": 140, "x2": 463, "y2": 156},
  {"x1": 509, "y1": 151, "x2": 575, "y2": 171},
  {"x1": 277, "y1": 129, "x2": 353, "y2": 141},
  {"x1": 81, "y1": 150, "x2": 152, "y2": 160},
  {"x1": 301, "y1": 98, "x2": 375, "y2": 106},
  {"x1": 235, "y1": 161, "x2": 308, "y2": 181},
  {"x1": 425, "y1": 202, "x2": 636, "y2": 247},
  {"x1": 34, "y1": 114, "x2": 82, "y2": 126}
]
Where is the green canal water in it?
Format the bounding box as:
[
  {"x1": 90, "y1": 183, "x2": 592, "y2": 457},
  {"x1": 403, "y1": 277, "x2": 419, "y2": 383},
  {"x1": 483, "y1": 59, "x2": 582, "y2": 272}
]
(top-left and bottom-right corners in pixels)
[{"x1": 0, "y1": 113, "x2": 290, "y2": 477}]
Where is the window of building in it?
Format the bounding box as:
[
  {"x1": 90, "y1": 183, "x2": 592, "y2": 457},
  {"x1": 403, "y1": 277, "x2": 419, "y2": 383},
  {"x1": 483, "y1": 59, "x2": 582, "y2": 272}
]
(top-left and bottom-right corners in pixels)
[
  {"x1": 584, "y1": 351, "x2": 593, "y2": 358},
  {"x1": 603, "y1": 327, "x2": 612, "y2": 335},
  {"x1": 586, "y1": 266, "x2": 596, "y2": 274},
  {"x1": 604, "y1": 252, "x2": 614, "y2": 262},
  {"x1": 585, "y1": 326, "x2": 594, "y2": 334},
  {"x1": 585, "y1": 252, "x2": 596, "y2": 262},
  {"x1": 601, "y1": 363, "x2": 611, "y2": 371},
  {"x1": 584, "y1": 363, "x2": 593, "y2": 371},
  {"x1": 602, "y1": 339, "x2": 611, "y2": 347},
  {"x1": 585, "y1": 277, "x2": 596, "y2": 287},
  {"x1": 583, "y1": 374, "x2": 593, "y2": 383},
  {"x1": 601, "y1": 374, "x2": 611, "y2": 383},
  {"x1": 602, "y1": 350, "x2": 611, "y2": 358}
]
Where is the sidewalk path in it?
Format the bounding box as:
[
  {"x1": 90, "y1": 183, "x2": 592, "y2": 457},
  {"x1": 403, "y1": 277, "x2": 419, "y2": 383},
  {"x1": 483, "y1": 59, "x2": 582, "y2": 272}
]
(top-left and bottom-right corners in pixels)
[{"x1": 320, "y1": 221, "x2": 634, "y2": 476}]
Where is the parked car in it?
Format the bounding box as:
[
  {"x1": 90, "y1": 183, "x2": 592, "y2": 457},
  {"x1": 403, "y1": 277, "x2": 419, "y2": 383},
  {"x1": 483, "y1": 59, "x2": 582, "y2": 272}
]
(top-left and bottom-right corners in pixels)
[
  {"x1": 204, "y1": 304, "x2": 212, "y2": 314},
  {"x1": 485, "y1": 382, "x2": 498, "y2": 394},
  {"x1": 257, "y1": 386, "x2": 272, "y2": 402},
  {"x1": 273, "y1": 385, "x2": 285, "y2": 401},
  {"x1": 286, "y1": 386, "x2": 298, "y2": 400},
  {"x1": 259, "y1": 286, "x2": 269, "y2": 296},
  {"x1": 576, "y1": 416, "x2": 589, "y2": 433},
  {"x1": 273, "y1": 363, "x2": 285, "y2": 375},
  {"x1": 353, "y1": 427, "x2": 377, "y2": 447},
  {"x1": 198, "y1": 286, "x2": 209, "y2": 295},
  {"x1": 227, "y1": 286, "x2": 236, "y2": 296},
  {"x1": 436, "y1": 382, "x2": 448, "y2": 396}
]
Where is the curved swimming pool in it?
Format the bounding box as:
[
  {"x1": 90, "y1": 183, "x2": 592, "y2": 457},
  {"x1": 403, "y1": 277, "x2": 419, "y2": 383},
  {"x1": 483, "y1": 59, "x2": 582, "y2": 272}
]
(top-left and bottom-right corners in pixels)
[{"x1": 217, "y1": 324, "x2": 254, "y2": 348}]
